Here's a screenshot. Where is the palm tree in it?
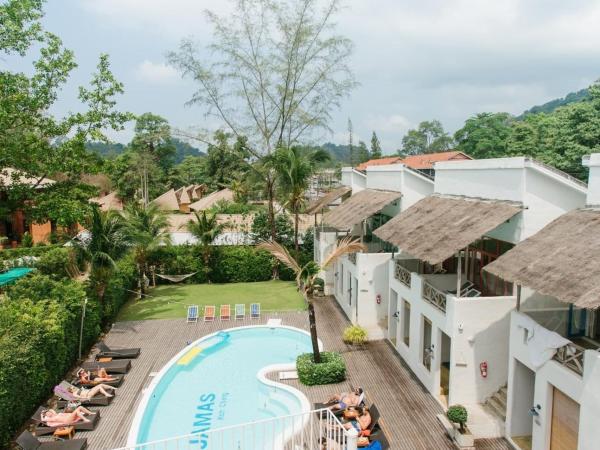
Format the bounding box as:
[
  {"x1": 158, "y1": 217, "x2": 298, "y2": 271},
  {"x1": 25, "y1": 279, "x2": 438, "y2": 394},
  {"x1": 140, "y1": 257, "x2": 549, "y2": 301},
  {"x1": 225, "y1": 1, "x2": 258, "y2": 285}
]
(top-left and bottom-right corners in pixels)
[
  {"x1": 272, "y1": 147, "x2": 330, "y2": 254},
  {"x1": 75, "y1": 207, "x2": 128, "y2": 310},
  {"x1": 187, "y1": 210, "x2": 224, "y2": 282},
  {"x1": 121, "y1": 203, "x2": 171, "y2": 297},
  {"x1": 258, "y1": 236, "x2": 365, "y2": 363}
]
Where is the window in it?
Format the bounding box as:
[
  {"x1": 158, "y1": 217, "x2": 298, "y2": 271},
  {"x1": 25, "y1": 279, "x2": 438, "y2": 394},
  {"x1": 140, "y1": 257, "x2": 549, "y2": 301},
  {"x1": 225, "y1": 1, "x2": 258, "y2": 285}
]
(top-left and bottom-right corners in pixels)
[{"x1": 402, "y1": 300, "x2": 411, "y2": 347}]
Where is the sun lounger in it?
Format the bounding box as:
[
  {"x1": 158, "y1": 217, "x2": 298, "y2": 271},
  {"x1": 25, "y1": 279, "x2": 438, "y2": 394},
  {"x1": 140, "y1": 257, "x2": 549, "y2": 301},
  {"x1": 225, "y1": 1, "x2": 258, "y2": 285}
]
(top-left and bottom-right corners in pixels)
[
  {"x1": 220, "y1": 304, "x2": 231, "y2": 321},
  {"x1": 82, "y1": 359, "x2": 131, "y2": 374},
  {"x1": 72, "y1": 373, "x2": 124, "y2": 388},
  {"x1": 235, "y1": 303, "x2": 245, "y2": 320},
  {"x1": 95, "y1": 342, "x2": 140, "y2": 359},
  {"x1": 31, "y1": 406, "x2": 100, "y2": 436},
  {"x1": 55, "y1": 381, "x2": 113, "y2": 407},
  {"x1": 187, "y1": 305, "x2": 199, "y2": 323},
  {"x1": 204, "y1": 305, "x2": 215, "y2": 322},
  {"x1": 363, "y1": 404, "x2": 381, "y2": 435},
  {"x1": 250, "y1": 303, "x2": 260, "y2": 319},
  {"x1": 16, "y1": 430, "x2": 88, "y2": 450}
]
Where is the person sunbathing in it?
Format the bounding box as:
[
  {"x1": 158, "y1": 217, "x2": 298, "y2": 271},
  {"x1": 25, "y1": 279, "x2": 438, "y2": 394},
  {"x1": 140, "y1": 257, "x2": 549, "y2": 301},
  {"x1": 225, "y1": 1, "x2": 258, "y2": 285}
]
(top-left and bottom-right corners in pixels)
[
  {"x1": 41, "y1": 406, "x2": 93, "y2": 427},
  {"x1": 325, "y1": 387, "x2": 363, "y2": 410},
  {"x1": 77, "y1": 368, "x2": 115, "y2": 384},
  {"x1": 343, "y1": 407, "x2": 372, "y2": 433},
  {"x1": 69, "y1": 383, "x2": 116, "y2": 399}
]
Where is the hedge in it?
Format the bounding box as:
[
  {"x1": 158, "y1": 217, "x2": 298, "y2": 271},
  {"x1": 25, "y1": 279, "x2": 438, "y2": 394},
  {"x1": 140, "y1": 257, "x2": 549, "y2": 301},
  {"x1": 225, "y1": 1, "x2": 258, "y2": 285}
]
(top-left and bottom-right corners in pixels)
[
  {"x1": 0, "y1": 244, "x2": 62, "y2": 261},
  {"x1": 296, "y1": 352, "x2": 347, "y2": 386},
  {"x1": 35, "y1": 247, "x2": 74, "y2": 280}
]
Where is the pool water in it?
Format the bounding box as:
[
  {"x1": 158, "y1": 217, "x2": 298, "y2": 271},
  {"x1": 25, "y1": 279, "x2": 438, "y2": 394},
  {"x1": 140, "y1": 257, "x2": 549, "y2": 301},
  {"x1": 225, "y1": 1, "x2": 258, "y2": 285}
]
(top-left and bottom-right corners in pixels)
[
  {"x1": 132, "y1": 326, "x2": 313, "y2": 447},
  {"x1": 0, "y1": 267, "x2": 34, "y2": 286}
]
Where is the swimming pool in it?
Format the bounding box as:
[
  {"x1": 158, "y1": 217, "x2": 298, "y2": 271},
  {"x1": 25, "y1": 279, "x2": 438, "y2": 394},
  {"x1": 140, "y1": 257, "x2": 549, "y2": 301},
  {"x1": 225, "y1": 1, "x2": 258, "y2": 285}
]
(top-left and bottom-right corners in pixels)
[{"x1": 128, "y1": 326, "x2": 316, "y2": 448}]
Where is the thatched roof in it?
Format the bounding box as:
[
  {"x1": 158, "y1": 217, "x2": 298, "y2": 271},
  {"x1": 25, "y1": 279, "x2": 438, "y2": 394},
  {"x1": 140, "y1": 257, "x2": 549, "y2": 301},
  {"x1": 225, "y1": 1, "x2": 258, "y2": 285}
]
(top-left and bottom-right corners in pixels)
[
  {"x1": 179, "y1": 188, "x2": 191, "y2": 204},
  {"x1": 91, "y1": 191, "x2": 123, "y2": 211},
  {"x1": 323, "y1": 189, "x2": 401, "y2": 230},
  {"x1": 485, "y1": 209, "x2": 600, "y2": 309},
  {"x1": 0, "y1": 167, "x2": 54, "y2": 188},
  {"x1": 189, "y1": 188, "x2": 235, "y2": 211},
  {"x1": 306, "y1": 186, "x2": 352, "y2": 214},
  {"x1": 373, "y1": 194, "x2": 522, "y2": 265},
  {"x1": 152, "y1": 188, "x2": 180, "y2": 210}
]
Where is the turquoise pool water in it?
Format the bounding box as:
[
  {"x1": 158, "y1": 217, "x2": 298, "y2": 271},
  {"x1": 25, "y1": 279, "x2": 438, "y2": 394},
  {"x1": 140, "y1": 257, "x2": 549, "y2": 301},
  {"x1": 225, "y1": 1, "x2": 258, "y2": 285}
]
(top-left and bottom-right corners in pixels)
[
  {"x1": 131, "y1": 326, "x2": 313, "y2": 448},
  {"x1": 0, "y1": 267, "x2": 34, "y2": 286}
]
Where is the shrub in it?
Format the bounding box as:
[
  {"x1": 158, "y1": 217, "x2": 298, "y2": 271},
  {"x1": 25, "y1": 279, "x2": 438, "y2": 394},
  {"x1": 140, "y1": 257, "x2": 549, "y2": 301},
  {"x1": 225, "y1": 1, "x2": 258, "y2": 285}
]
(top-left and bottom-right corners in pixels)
[
  {"x1": 35, "y1": 247, "x2": 73, "y2": 280},
  {"x1": 21, "y1": 232, "x2": 33, "y2": 248},
  {"x1": 0, "y1": 244, "x2": 61, "y2": 261},
  {"x1": 296, "y1": 352, "x2": 346, "y2": 386},
  {"x1": 343, "y1": 325, "x2": 368, "y2": 345},
  {"x1": 447, "y1": 404, "x2": 468, "y2": 431},
  {"x1": 211, "y1": 246, "x2": 274, "y2": 283},
  {"x1": 98, "y1": 254, "x2": 138, "y2": 323}
]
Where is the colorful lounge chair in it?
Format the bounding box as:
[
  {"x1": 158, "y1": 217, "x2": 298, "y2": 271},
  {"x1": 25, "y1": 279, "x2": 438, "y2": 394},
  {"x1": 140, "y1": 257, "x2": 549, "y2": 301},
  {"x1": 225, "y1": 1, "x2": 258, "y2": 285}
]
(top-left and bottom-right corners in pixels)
[
  {"x1": 187, "y1": 305, "x2": 199, "y2": 323},
  {"x1": 250, "y1": 303, "x2": 260, "y2": 319},
  {"x1": 204, "y1": 305, "x2": 215, "y2": 322},
  {"x1": 220, "y1": 304, "x2": 231, "y2": 321},
  {"x1": 235, "y1": 303, "x2": 245, "y2": 320}
]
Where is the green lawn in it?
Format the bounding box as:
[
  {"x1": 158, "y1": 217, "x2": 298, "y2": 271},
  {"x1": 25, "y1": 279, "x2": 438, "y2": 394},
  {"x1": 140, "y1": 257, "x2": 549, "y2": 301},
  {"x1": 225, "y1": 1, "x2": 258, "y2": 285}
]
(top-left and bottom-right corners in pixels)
[{"x1": 117, "y1": 280, "x2": 306, "y2": 321}]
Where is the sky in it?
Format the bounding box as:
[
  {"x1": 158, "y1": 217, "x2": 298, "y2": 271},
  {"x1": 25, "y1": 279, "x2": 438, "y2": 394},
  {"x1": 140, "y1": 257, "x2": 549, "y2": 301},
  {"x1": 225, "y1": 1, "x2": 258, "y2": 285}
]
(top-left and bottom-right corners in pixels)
[{"x1": 16, "y1": 0, "x2": 600, "y2": 153}]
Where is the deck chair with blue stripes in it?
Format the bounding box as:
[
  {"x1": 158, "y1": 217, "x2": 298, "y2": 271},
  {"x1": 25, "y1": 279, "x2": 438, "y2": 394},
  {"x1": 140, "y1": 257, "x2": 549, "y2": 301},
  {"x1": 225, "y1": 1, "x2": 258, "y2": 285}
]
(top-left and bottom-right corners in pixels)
[
  {"x1": 250, "y1": 303, "x2": 260, "y2": 319},
  {"x1": 187, "y1": 305, "x2": 199, "y2": 323},
  {"x1": 235, "y1": 304, "x2": 245, "y2": 320}
]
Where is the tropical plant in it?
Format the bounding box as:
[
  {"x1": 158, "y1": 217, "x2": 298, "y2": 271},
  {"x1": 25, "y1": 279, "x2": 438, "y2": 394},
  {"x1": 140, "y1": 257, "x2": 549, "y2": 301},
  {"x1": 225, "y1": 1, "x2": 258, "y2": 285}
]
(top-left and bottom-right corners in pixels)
[
  {"x1": 447, "y1": 404, "x2": 468, "y2": 432},
  {"x1": 74, "y1": 208, "x2": 128, "y2": 307},
  {"x1": 258, "y1": 236, "x2": 366, "y2": 363},
  {"x1": 121, "y1": 203, "x2": 171, "y2": 296},
  {"x1": 187, "y1": 211, "x2": 224, "y2": 282},
  {"x1": 271, "y1": 147, "x2": 330, "y2": 253},
  {"x1": 342, "y1": 324, "x2": 368, "y2": 345}
]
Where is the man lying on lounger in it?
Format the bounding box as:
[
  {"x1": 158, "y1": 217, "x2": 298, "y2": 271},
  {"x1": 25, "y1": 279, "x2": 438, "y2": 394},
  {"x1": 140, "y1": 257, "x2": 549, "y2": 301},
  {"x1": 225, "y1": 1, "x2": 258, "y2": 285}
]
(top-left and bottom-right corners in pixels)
[
  {"x1": 324, "y1": 387, "x2": 364, "y2": 410},
  {"x1": 68, "y1": 383, "x2": 116, "y2": 399},
  {"x1": 41, "y1": 406, "x2": 94, "y2": 427},
  {"x1": 77, "y1": 368, "x2": 116, "y2": 384}
]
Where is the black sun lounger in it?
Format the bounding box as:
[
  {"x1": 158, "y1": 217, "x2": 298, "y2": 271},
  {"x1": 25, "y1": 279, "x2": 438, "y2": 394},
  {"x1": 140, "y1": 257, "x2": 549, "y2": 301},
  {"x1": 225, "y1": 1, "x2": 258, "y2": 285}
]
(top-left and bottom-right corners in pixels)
[
  {"x1": 16, "y1": 430, "x2": 88, "y2": 450},
  {"x1": 82, "y1": 359, "x2": 131, "y2": 374},
  {"x1": 72, "y1": 373, "x2": 124, "y2": 388},
  {"x1": 55, "y1": 381, "x2": 113, "y2": 408},
  {"x1": 95, "y1": 342, "x2": 140, "y2": 359},
  {"x1": 31, "y1": 406, "x2": 100, "y2": 436}
]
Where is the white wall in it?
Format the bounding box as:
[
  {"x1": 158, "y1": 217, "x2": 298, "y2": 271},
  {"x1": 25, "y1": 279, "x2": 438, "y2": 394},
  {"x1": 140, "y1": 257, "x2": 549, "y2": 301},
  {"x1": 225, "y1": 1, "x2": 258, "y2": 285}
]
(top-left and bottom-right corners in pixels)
[
  {"x1": 506, "y1": 310, "x2": 600, "y2": 450},
  {"x1": 315, "y1": 230, "x2": 339, "y2": 295},
  {"x1": 583, "y1": 153, "x2": 600, "y2": 206},
  {"x1": 341, "y1": 167, "x2": 366, "y2": 192}
]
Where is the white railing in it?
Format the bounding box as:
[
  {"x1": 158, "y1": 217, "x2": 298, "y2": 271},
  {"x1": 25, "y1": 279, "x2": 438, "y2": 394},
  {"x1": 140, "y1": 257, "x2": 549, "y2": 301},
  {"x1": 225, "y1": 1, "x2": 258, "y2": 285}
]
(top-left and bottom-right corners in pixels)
[
  {"x1": 115, "y1": 409, "x2": 357, "y2": 450},
  {"x1": 394, "y1": 260, "x2": 412, "y2": 287},
  {"x1": 422, "y1": 280, "x2": 447, "y2": 313},
  {"x1": 554, "y1": 343, "x2": 586, "y2": 376}
]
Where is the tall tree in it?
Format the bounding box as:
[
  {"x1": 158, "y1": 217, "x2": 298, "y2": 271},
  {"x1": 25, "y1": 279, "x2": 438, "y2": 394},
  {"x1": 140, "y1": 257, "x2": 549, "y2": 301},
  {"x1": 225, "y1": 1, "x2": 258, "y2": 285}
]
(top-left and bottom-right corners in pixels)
[
  {"x1": 0, "y1": 0, "x2": 131, "y2": 227},
  {"x1": 121, "y1": 203, "x2": 171, "y2": 297},
  {"x1": 168, "y1": 0, "x2": 356, "y2": 244},
  {"x1": 187, "y1": 211, "x2": 224, "y2": 282},
  {"x1": 370, "y1": 131, "x2": 382, "y2": 159},
  {"x1": 453, "y1": 112, "x2": 513, "y2": 159},
  {"x1": 271, "y1": 146, "x2": 329, "y2": 253},
  {"x1": 356, "y1": 140, "x2": 370, "y2": 164},
  {"x1": 258, "y1": 236, "x2": 365, "y2": 363},
  {"x1": 400, "y1": 120, "x2": 453, "y2": 155}
]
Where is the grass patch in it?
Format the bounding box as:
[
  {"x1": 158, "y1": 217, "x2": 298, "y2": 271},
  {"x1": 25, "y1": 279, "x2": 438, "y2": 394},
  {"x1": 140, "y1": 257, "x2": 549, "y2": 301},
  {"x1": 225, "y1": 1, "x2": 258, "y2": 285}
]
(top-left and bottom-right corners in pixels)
[{"x1": 117, "y1": 280, "x2": 306, "y2": 321}]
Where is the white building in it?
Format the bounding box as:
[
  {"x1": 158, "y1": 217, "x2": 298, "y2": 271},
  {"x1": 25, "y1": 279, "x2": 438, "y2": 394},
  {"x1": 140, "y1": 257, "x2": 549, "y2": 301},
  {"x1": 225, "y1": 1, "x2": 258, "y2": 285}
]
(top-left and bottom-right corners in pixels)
[
  {"x1": 371, "y1": 157, "x2": 587, "y2": 438},
  {"x1": 481, "y1": 154, "x2": 600, "y2": 450},
  {"x1": 314, "y1": 164, "x2": 434, "y2": 339}
]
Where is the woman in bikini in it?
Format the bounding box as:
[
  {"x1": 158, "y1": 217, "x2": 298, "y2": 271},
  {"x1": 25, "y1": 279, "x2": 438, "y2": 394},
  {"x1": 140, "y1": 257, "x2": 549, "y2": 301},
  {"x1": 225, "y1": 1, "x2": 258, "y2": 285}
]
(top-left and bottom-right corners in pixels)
[
  {"x1": 69, "y1": 383, "x2": 116, "y2": 399},
  {"x1": 41, "y1": 406, "x2": 94, "y2": 427},
  {"x1": 77, "y1": 368, "x2": 115, "y2": 384}
]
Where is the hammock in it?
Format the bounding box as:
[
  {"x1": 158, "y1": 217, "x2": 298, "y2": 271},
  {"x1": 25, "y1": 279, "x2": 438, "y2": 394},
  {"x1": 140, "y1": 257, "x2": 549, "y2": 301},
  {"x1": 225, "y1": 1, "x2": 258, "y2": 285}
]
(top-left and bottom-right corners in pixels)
[{"x1": 156, "y1": 272, "x2": 197, "y2": 283}]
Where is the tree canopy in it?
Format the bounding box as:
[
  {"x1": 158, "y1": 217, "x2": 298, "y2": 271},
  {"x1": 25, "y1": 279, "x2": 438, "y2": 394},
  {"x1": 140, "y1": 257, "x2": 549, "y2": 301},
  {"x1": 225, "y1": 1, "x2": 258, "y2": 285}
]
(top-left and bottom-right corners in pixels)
[{"x1": 400, "y1": 120, "x2": 454, "y2": 156}]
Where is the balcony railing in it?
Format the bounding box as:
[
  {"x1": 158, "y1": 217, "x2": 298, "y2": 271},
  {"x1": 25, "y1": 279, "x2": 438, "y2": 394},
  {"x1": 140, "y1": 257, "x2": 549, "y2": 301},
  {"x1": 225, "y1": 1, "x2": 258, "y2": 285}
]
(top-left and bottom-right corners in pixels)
[
  {"x1": 394, "y1": 260, "x2": 412, "y2": 287},
  {"x1": 422, "y1": 280, "x2": 447, "y2": 313},
  {"x1": 348, "y1": 252, "x2": 357, "y2": 264},
  {"x1": 554, "y1": 343, "x2": 585, "y2": 376}
]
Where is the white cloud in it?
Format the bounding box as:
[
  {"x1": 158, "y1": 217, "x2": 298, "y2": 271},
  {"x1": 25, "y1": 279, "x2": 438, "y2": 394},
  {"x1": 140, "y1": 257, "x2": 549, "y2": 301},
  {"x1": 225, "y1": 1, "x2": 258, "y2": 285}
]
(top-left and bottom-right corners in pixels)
[
  {"x1": 135, "y1": 60, "x2": 179, "y2": 84},
  {"x1": 364, "y1": 114, "x2": 412, "y2": 134}
]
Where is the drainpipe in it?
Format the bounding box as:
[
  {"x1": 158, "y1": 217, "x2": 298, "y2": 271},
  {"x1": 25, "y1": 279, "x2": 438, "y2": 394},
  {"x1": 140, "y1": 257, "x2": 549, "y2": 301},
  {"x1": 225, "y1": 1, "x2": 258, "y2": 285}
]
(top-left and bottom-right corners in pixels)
[
  {"x1": 456, "y1": 251, "x2": 462, "y2": 297},
  {"x1": 516, "y1": 285, "x2": 521, "y2": 311}
]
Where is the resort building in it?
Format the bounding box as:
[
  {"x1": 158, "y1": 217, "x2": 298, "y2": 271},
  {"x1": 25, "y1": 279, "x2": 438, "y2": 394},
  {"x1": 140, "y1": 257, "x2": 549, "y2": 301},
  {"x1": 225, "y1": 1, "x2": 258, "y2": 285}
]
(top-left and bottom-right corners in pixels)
[
  {"x1": 371, "y1": 157, "x2": 587, "y2": 437},
  {"x1": 151, "y1": 184, "x2": 209, "y2": 212},
  {"x1": 481, "y1": 153, "x2": 600, "y2": 450},
  {"x1": 355, "y1": 151, "x2": 472, "y2": 177},
  {"x1": 315, "y1": 163, "x2": 434, "y2": 339}
]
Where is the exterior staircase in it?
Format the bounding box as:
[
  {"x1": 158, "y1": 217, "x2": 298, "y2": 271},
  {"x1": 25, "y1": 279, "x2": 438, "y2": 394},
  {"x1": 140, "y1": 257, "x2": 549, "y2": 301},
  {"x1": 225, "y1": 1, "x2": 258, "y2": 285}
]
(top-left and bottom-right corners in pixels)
[{"x1": 484, "y1": 385, "x2": 507, "y2": 421}]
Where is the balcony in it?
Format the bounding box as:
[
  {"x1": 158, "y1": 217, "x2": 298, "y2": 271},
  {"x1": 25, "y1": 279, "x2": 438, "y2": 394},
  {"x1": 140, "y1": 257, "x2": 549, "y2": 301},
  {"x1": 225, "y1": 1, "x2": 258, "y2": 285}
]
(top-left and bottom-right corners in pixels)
[
  {"x1": 422, "y1": 279, "x2": 448, "y2": 312},
  {"x1": 394, "y1": 260, "x2": 412, "y2": 287},
  {"x1": 553, "y1": 343, "x2": 585, "y2": 376}
]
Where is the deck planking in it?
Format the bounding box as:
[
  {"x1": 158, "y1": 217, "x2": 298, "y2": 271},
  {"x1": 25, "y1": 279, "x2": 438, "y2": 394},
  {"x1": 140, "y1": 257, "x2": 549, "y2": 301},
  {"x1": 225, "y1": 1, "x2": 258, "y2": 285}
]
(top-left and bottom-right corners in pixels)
[{"x1": 35, "y1": 297, "x2": 511, "y2": 449}]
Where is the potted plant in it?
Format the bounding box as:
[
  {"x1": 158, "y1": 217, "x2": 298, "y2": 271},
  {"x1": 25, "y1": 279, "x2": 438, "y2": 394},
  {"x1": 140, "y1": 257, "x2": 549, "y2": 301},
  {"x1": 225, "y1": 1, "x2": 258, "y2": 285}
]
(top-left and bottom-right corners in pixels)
[
  {"x1": 343, "y1": 325, "x2": 368, "y2": 345},
  {"x1": 447, "y1": 404, "x2": 473, "y2": 448}
]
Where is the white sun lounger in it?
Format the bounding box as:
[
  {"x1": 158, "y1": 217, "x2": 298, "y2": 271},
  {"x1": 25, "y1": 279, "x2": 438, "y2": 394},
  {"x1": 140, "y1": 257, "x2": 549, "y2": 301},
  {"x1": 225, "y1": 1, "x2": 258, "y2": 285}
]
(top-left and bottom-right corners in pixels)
[{"x1": 235, "y1": 304, "x2": 245, "y2": 320}]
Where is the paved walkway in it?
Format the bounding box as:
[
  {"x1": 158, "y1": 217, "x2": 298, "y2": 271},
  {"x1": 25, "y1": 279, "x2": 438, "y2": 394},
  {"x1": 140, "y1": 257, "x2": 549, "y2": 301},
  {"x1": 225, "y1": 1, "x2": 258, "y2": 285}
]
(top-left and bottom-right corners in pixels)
[{"x1": 55, "y1": 297, "x2": 511, "y2": 449}]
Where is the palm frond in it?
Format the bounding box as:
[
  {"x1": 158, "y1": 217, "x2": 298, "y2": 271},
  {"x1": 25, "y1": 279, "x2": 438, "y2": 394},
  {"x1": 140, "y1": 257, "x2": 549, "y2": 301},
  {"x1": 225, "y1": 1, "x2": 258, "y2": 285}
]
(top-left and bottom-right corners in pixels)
[
  {"x1": 256, "y1": 240, "x2": 301, "y2": 275},
  {"x1": 321, "y1": 236, "x2": 367, "y2": 270}
]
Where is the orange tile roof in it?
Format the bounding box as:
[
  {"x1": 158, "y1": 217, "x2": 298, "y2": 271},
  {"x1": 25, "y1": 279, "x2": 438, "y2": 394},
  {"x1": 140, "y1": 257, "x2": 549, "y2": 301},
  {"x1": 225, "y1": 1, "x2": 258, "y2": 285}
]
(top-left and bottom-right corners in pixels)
[
  {"x1": 400, "y1": 151, "x2": 471, "y2": 170},
  {"x1": 355, "y1": 157, "x2": 403, "y2": 171}
]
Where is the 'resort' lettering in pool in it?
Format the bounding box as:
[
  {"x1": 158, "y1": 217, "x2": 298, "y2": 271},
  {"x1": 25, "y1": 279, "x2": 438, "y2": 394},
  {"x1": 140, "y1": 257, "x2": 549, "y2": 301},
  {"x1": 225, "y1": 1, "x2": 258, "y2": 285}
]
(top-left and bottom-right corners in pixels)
[{"x1": 128, "y1": 326, "x2": 313, "y2": 449}]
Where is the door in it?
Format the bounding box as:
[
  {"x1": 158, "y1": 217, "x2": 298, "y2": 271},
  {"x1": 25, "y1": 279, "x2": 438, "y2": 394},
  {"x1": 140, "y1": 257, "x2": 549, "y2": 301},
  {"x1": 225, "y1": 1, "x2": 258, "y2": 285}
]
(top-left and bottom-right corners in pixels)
[
  {"x1": 550, "y1": 388, "x2": 579, "y2": 450},
  {"x1": 422, "y1": 317, "x2": 433, "y2": 371},
  {"x1": 388, "y1": 290, "x2": 398, "y2": 345}
]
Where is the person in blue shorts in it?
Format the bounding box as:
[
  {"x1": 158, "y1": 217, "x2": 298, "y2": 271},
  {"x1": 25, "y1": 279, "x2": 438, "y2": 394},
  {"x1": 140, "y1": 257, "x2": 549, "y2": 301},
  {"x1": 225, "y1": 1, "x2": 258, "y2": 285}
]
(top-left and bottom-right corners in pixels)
[{"x1": 325, "y1": 386, "x2": 364, "y2": 411}]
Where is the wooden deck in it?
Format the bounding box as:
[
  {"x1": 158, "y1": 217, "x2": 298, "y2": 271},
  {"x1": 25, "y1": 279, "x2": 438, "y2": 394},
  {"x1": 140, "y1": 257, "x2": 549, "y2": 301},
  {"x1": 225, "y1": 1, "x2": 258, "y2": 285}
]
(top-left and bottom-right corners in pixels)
[{"x1": 55, "y1": 297, "x2": 511, "y2": 449}]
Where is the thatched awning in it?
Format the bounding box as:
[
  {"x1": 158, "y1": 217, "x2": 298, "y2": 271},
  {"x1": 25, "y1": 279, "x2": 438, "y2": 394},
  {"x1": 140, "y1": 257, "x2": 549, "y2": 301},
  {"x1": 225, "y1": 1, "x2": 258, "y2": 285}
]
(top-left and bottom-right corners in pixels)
[
  {"x1": 485, "y1": 209, "x2": 600, "y2": 309},
  {"x1": 322, "y1": 189, "x2": 401, "y2": 230},
  {"x1": 306, "y1": 186, "x2": 352, "y2": 214},
  {"x1": 373, "y1": 194, "x2": 522, "y2": 265}
]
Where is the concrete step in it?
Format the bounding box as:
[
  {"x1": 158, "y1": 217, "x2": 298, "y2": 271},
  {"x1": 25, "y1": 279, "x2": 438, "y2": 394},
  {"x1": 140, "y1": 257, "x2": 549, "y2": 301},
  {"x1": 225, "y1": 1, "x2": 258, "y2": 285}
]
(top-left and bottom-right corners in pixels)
[
  {"x1": 484, "y1": 398, "x2": 506, "y2": 422},
  {"x1": 491, "y1": 391, "x2": 506, "y2": 409}
]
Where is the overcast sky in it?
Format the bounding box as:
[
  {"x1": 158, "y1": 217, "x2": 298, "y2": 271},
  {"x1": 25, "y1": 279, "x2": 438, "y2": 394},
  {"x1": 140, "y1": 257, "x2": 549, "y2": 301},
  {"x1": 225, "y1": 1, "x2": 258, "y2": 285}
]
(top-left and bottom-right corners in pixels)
[{"x1": 27, "y1": 0, "x2": 600, "y2": 152}]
